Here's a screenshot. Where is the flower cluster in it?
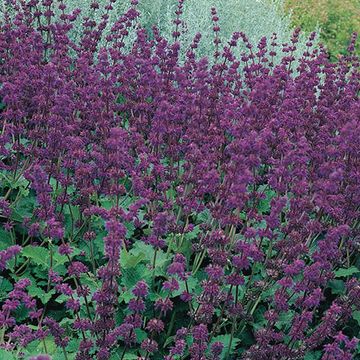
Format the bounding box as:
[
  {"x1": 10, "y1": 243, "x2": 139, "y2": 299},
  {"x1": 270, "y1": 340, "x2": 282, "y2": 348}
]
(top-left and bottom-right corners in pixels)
[{"x1": 0, "y1": 1, "x2": 359, "y2": 359}]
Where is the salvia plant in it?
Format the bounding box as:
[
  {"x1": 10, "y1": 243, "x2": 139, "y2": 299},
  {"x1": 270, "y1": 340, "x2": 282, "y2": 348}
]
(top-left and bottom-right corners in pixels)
[{"x1": 0, "y1": 1, "x2": 359, "y2": 360}]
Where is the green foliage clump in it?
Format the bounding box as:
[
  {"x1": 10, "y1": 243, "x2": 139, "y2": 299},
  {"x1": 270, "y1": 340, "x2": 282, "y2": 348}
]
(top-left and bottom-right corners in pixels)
[{"x1": 285, "y1": 0, "x2": 360, "y2": 59}]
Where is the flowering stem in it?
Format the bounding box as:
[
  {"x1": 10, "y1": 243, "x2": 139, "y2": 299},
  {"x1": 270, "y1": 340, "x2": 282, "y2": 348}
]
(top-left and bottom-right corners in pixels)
[
  {"x1": 152, "y1": 248, "x2": 158, "y2": 270},
  {"x1": 226, "y1": 320, "x2": 236, "y2": 359},
  {"x1": 166, "y1": 307, "x2": 177, "y2": 338},
  {"x1": 185, "y1": 280, "x2": 194, "y2": 312},
  {"x1": 209, "y1": 285, "x2": 233, "y2": 342},
  {"x1": 89, "y1": 239, "x2": 97, "y2": 274},
  {"x1": 192, "y1": 249, "x2": 207, "y2": 275}
]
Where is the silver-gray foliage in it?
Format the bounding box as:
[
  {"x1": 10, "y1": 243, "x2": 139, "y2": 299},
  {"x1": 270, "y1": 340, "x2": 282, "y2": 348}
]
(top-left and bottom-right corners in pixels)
[{"x1": 1, "y1": 0, "x2": 318, "y2": 63}]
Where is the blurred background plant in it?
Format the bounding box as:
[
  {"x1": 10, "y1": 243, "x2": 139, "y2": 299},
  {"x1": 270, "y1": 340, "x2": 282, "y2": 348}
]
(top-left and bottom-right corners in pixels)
[
  {"x1": 2, "y1": 0, "x2": 358, "y2": 61},
  {"x1": 1, "y1": 0, "x2": 315, "y2": 62},
  {"x1": 122, "y1": 0, "x2": 313, "y2": 61},
  {"x1": 284, "y1": 0, "x2": 360, "y2": 60}
]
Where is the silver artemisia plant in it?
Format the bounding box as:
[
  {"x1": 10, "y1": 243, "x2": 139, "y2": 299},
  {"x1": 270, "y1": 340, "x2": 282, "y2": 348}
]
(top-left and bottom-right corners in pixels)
[{"x1": 0, "y1": 0, "x2": 318, "y2": 63}]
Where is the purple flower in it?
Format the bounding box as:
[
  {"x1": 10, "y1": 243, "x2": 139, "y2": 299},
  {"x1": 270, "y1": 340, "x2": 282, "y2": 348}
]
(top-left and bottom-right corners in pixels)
[
  {"x1": 167, "y1": 254, "x2": 187, "y2": 280},
  {"x1": 163, "y1": 278, "x2": 179, "y2": 292},
  {"x1": 210, "y1": 341, "x2": 224, "y2": 359},
  {"x1": 180, "y1": 291, "x2": 192, "y2": 302},
  {"x1": 0, "y1": 245, "x2": 22, "y2": 271},
  {"x1": 192, "y1": 324, "x2": 208, "y2": 342},
  {"x1": 128, "y1": 298, "x2": 145, "y2": 313},
  {"x1": 141, "y1": 338, "x2": 158, "y2": 353},
  {"x1": 132, "y1": 280, "x2": 149, "y2": 298},
  {"x1": 29, "y1": 356, "x2": 52, "y2": 360},
  {"x1": 65, "y1": 298, "x2": 80, "y2": 312},
  {"x1": 67, "y1": 261, "x2": 89, "y2": 277},
  {"x1": 146, "y1": 318, "x2": 164, "y2": 333},
  {"x1": 155, "y1": 298, "x2": 173, "y2": 316},
  {"x1": 43, "y1": 317, "x2": 69, "y2": 348},
  {"x1": 114, "y1": 323, "x2": 136, "y2": 345},
  {"x1": 58, "y1": 243, "x2": 73, "y2": 256},
  {"x1": 206, "y1": 265, "x2": 224, "y2": 280}
]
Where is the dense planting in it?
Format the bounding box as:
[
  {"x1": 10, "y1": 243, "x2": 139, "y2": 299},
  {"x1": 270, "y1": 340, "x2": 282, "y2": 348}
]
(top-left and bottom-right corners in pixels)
[{"x1": 0, "y1": 1, "x2": 360, "y2": 359}]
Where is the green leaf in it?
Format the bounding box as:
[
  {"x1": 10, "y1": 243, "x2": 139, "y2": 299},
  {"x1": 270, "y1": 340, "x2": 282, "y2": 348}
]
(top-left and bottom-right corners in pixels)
[
  {"x1": 52, "y1": 353, "x2": 76, "y2": 360},
  {"x1": 0, "y1": 277, "x2": 13, "y2": 301},
  {"x1": 93, "y1": 231, "x2": 106, "y2": 257},
  {"x1": 28, "y1": 284, "x2": 55, "y2": 304},
  {"x1": 210, "y1": 334, "x2": 240, "y2": 360},
  {"x1": 35, "y1": 337, "x2": 57, "y2": 355},
  {"x1": 32, "y1": 265, "x2": 50, "y2": 280},
  {"x1": 0, "y1": 349, "x2": 16, "y2": 360},
  {"x1": 100, "y1": 197, "x2": 114, "y2": 210},
  {"x1": 121, "y1": 264, "x2": 151, "y2": 291},
  {"x1": 12, "y1": 175, "x2": 29, "y2": 190},
  {"x1": 163, "y1": 335, "x2": 175, "y2": 348},
  {"x1": 328, "y1": 279, "x2": 346, "y2": 295},
  {"x1": 130, "y1": 241, "x2": 169, "y2": 275},
  {"x1": 185, "y1": 225, "x2": 201, "y2": 240},
  {"x1": 53, "y1": 251, "x2": 69, "y2": 269},
  {"x1": 110, "y1": 350, "x2": 138, "y2": 360},
  {"x1": 353, "y1": 310, "x2": 360, "y2": 326},
  {"x1": 124, "y1": 222, "x2": 135, "y2": 239},
  {"x1": 22, "y1": 246, "x2": 50, "y2": 268},
  {"x1": 55, "y1": 294, "x2": 68, "y2": 304},
  {"x1": 275, "y1": 310, "x2": 295, "y2": 331},
  {"x1": 80, "y1": 273, "x2": 100, "y2": 293},
  {"x1": 14, "y1": 304, "x2": 29, "y2": 322},
  {"x1": 0, "y1": 229, "x2": 13, "y2": 250},
  {"x1": 122, "y1": 355, "x2": 138, "y2": 360},
  {"x1": 134, "y1": 328, "x2": 148, "y2": 342},
  {"x1": 335, "y1": 266, "x2": 360, "y2": 278},
  {"x1": 304, "y1": 351, "x2": 322, "y2": 360},
  {"x1": 253, "y1": 219, "x2": 267, "y2": 230},
  {"x1": 196, "y1": 209, "x2": 211, "y2": 224},
  {"x1": 12, "y1": 195, "x2": 35, "y2": 221},
  {"x1": 119, "y1": 290, "x2": 133, "y2": 303},
  {"x1": 0, "y1": 172, "x2": 29, "y2": 191},
  {"x1": 257, "y1": 185, "x2": 277, "y2": 214},
  {"x1": 171, "y1": 276, "x2": 199, "y2": 298},
  {"x1": 121, "y1": 251, "x2": 145, "y2": 269},
  {"x1": 166, "y1": 187, "x2": 176, "y2": 201},
  {"x1": 66, "y1": 338, "x2": 81, "y2": 353}
]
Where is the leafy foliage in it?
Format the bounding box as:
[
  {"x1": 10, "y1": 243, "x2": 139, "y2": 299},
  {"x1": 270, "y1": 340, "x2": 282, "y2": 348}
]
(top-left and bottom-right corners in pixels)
[
  {"x1": 0, "y1": 1, "x2": 359, "y2": 359},
  {"x1": 285, "y1": 0, "x2": 360, "y2": 59}
]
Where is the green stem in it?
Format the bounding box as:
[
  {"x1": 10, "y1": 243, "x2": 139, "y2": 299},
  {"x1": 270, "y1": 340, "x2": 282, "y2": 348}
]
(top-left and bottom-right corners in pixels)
[
  {"x1": 62, "y1": 347, "x2": 69, "y2": 360},
  {"x1": 192, "y1": 250, "x2": 206, "y2": 275},
  {"x1": 226, "y1": 320, "x2": 236, "y2": 359},
  {"x1": 120, "y1": 346, "x2": 127, "y2": 360},
  {"x1": 42, "y1": 338, "x2": 48, "y2": 354},
  {"x1": 249, "y1": 294, "x2": 262, "y2": 316},
  {"x1": 166, "y1": 308, "x2": 177, "y2": 338},
  {"x1": 152, "y1": 248, "x2": 158, "y2": 290}
]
